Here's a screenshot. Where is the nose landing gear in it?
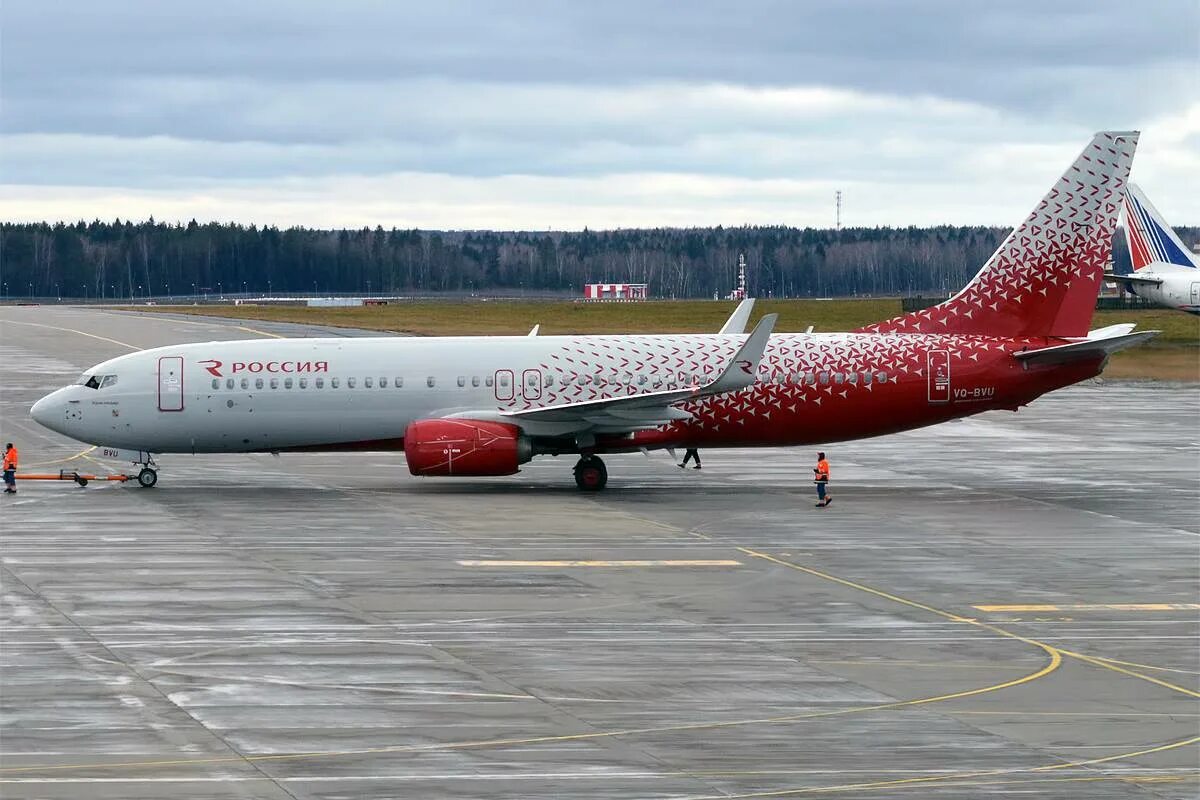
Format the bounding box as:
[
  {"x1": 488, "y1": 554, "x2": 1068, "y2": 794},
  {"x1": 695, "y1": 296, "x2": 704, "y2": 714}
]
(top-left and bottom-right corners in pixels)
[
  {"x1": 136, "y1": 467, "x2": 158, "y2": 488},
  {"x1": 573, "y1": 455, "x2": 608, "y2": 491}
]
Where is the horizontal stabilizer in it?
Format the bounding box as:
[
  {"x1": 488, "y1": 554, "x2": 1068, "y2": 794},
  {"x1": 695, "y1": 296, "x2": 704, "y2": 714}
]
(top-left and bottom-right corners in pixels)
[
  {"x1": 1014, "y1": 329, "x2": 1159, "y2": 367},
  {"x1": 1103, "y1": 272, "x2": 1163, "y2": 286}
]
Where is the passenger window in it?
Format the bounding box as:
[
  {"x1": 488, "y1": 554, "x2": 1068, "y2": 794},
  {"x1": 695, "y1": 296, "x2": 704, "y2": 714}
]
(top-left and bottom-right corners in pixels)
[
  {"x1": 270, "y1": 377, "x2": 279, "y2": 389},
  {"x1": 544, "y1": 374, "x2": 553, "y2": 387},
  {"x1": 299, "y1": 377, "x2": 307, "y2": 389},
  {"x1": 379, "y1": 377, "x2": 387, "y2": 388},
  {"x1": 331, "y1": 378, "x2": 340, "y2": 388},
  {"x1": 876, "y1": 371, "x2": 887, "y2": 383},
  {"x1": 862, "y1": 371, "x2": 872, "y2": 385},
  {"x1": 256, "y1": 378, "x2": 264, "y2": 390},
  {"x1": 316, "y1": 377, "x2": 324, "y2": 389},
  {"x1": 485, "y1": 375, "x2": 493, "y2": 387},
  {"x1": 819, "y1": 372, "x2": 830, "y2": 385},
  {"x1": 226, "y1": 378, "x2": 235, "y2": 390},
  {"x1": 499, "y1": 374, "x2": 510, "y2": 387},
  {"x1": 834, "y1": 373, "x2": 844, "y2": 385},
  {"x1": 364, "y1": 377, "x2": 373, "y2": 388},
  {"x1": 638, "y1": 375, "x2": 647, "y2": 385},
  {"x1": 472, "y1": 376, "x2": 480, "y2": 387},
  {"x1": 457, "y1": 376, "x2": 466, "y2": 387},
  {"x1": 100, "y1": 375, "x2": 118, "y2": 388},
  {"x1": 347, "y1": 377, "x2": 356, "y2": 389},
  {"x1": 394, "y1": 377, "x2": 403, "y2": 388},
  {"x1": 806, "y1": 373, "x2": 817, "y2": 386},
  {"x1": 241, "y1": 378, "x2": 249, "y2": 390},
  {"x1": 427, "y1": 376, "x2": 435, "y2": 388},
  {"x1": 847, "y1": 372, "x2": 858, "y2": 385},
  {"x1": 211, "y1": 378, "x2": 220, "y2": 390},
  {"x1": 283, "y1": 377, "x2": 292, "y2": 389}
]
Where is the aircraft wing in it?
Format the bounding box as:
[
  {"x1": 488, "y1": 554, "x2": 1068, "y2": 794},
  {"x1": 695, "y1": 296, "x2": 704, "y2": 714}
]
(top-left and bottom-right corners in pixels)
[
  {"x1": 1103, "y1": 272, "x2": 1163, "y2": 286},
  {"x1": 1014, "y1": 329, "x2": 1159, "y2": 367},
  {"x1": 493, "y1": 313, "x2": 777, "y2": 434},
  {"x1": 719, "y1": 298, "x2": 756, "y2": 334}
]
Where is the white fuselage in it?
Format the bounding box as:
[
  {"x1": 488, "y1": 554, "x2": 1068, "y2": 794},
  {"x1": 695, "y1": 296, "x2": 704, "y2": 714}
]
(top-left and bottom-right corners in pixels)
[
  {"x1": 30, "y1": 330, "x2": 1059, "y2": 456},
  {"x1": 1130, "y1": 263, "x2": 1200, "y2": 314}
]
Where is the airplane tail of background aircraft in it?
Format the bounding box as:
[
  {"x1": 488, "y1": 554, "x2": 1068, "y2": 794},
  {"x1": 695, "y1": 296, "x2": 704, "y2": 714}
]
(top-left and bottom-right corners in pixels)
[
  {"x1": 1123, "y1": 183, "x2": 1198, "y2": 272},
  {"x1": 859, "y1": 131, "x2": 1139, "y2": 339}
]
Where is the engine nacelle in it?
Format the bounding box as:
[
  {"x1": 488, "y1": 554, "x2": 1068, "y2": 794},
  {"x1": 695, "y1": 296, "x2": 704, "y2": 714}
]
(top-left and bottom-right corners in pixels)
[{"x1": 404, "y1": 419, "x2": 531, "y2": 477}]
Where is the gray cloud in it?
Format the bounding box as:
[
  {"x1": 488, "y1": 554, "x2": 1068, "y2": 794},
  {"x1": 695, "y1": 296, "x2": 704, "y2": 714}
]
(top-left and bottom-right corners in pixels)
[{"x1": 1, "y1": 1, "x2": 1195, "y2": 227}]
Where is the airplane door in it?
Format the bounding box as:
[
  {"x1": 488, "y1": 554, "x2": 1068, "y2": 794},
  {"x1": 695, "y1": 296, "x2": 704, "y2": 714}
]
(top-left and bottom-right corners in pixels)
[
  {"x1": 522, "y1": 369, "x2": 542, "y2": 401},
  {"x1": 158, "y1": 356, "x2": 184, "y2": 412},
  {"x1": 494, "y1": 369, "x2": 514, "y2": 402},
  {"x1": 1191, "y1": 282, "x2": 1200, "y2": 306},
  {"x1": 927, "y1": 349, "x2": 950, "y2": 404}
]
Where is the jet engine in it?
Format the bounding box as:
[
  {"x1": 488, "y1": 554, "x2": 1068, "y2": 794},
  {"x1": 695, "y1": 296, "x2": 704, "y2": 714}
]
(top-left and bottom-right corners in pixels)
[{"x1": 403, "y1": 419, "x2": 532, "y2": 476}]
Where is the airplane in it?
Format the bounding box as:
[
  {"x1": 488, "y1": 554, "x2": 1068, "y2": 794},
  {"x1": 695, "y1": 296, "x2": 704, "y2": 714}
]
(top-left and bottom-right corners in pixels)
[
  {"x1": 31, "y1": 131, "x2": 1156, "y2": 492},
  {"x1": 1104, "y1": 183, "x2": 1199, "y2": 314}
]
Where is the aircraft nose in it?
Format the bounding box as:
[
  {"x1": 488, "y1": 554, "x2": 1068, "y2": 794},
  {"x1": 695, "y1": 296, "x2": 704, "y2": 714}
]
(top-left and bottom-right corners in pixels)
[{"x1": 30, "y1": 392, "x2": 60, "y2": 430}]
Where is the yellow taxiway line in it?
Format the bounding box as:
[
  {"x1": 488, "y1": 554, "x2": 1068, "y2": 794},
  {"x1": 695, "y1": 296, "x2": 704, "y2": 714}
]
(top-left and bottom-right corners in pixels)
[{"x1": 976, "y1": 603, "x2": 1200, "y2": 612}]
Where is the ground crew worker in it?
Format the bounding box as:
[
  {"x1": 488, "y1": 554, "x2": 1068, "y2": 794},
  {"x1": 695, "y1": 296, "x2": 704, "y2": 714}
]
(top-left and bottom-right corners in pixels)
[
  {"x1": 679, "y1": 447, "x2": 702, "y2": 470},
  {"x1": 3, "y1": 442, "x2": 18, "y2": 495},
  {"x1": 813, "y1": 451, "x2": 830, "y2": 507}
]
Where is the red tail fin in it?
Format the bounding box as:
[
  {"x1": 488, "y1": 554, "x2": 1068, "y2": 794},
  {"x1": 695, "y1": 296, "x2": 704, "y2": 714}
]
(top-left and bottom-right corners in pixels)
[{"x1": 859, "y1": 131, "x2": 1138, "y2": 338}]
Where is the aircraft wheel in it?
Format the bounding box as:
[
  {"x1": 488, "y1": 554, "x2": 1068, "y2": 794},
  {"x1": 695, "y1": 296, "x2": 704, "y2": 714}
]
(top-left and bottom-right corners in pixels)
[
  {"x1": 75, "y1": 476, "x2": 89, "y2": 487},
  {"x1": 573, "y1": 456, "x2": 608, "y2": 491},
  {"x1": 136, "y1": 467, "x2": 158, "y2": 488}
]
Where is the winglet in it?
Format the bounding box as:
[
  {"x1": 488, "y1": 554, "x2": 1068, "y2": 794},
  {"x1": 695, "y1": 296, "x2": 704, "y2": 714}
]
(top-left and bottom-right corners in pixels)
[
  {"x1": 707, "y1": 313, "x2": 777, "y2": 393},
  {"x1": 719, "y1": 298, "x2": 755, "y2": 334}
]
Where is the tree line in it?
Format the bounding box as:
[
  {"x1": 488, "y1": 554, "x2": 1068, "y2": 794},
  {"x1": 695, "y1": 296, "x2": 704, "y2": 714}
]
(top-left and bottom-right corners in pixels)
[{"x1": 2, "y1": 219, "x2": 1190, "y2": 301}]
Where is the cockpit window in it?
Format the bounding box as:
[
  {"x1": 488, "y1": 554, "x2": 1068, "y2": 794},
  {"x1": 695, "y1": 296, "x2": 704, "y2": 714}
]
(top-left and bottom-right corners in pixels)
[{"x1": 78, "y1": 374, "x2": 117, "y2": 389}]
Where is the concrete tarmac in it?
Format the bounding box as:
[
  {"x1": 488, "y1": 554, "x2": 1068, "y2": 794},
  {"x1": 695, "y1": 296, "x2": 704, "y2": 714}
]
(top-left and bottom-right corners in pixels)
[{"x1": 1, "y1": 305, "x2": 1197, "y2": 799}]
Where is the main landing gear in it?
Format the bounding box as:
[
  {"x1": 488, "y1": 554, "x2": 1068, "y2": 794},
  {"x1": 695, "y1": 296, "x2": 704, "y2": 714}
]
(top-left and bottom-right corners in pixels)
[{"x1": 573, "y1": 455, "x2": 608, "y2": 491}]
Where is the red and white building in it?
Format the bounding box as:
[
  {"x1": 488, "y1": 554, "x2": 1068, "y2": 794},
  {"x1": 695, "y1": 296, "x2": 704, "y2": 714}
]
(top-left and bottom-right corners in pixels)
[{"x1": 583, "y1": 283, "x2": 648, "y2": 301}]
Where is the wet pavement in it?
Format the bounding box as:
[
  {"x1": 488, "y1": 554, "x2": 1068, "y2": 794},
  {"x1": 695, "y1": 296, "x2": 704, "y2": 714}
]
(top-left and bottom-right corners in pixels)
[{"x1": 1, "y1": 305, "x2": 1197, "y2": 799}]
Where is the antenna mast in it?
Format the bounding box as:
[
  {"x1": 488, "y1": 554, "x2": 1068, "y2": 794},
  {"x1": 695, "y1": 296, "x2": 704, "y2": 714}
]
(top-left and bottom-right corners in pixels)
[{"x1": 835, "y1": 190, "x2": 842, "y2": 231}]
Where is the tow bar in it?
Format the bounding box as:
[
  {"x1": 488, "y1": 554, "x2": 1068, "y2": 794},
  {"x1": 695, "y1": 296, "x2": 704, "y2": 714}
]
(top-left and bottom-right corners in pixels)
[{"x1": 16, "y1": 470, "x2": 130, "y2": 487}]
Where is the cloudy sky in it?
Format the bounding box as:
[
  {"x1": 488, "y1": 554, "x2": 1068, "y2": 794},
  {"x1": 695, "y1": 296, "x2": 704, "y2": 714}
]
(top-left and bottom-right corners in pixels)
[{"x1": 1, "y1": 1, "x2": 1196, "y2": 230}]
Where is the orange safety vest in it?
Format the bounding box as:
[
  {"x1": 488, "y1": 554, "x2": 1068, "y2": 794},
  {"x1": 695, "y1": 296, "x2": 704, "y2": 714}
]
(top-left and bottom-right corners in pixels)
[
  {"x1": 815, "y1": 459, "x2": 830, "y2": 482},
  {"x1": 3, "y1": 447, "x2": 17, "y2": 470}
]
